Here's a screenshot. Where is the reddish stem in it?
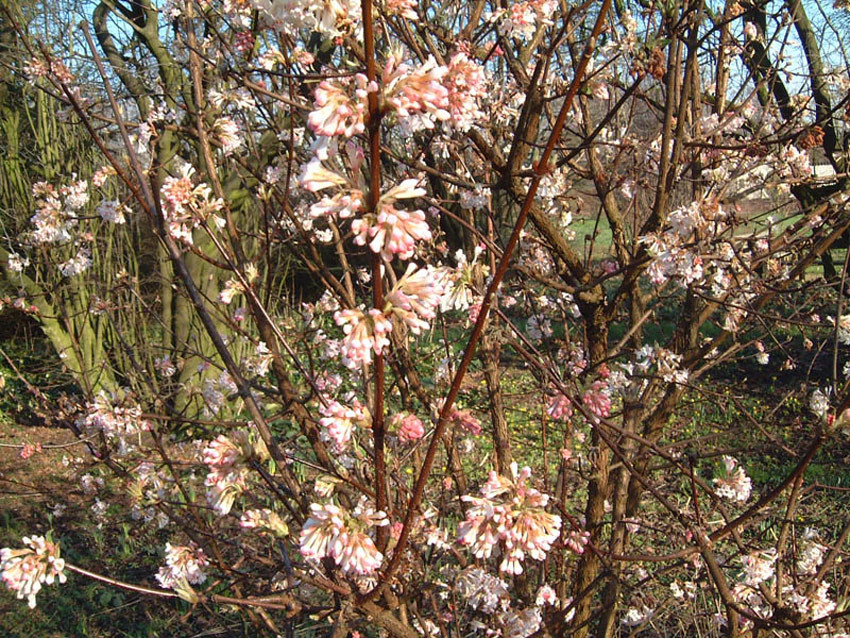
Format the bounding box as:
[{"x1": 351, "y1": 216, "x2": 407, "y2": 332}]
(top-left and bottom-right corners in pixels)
[{"x1": 361, "y1": 0, "x2": 388, "y2": 551}]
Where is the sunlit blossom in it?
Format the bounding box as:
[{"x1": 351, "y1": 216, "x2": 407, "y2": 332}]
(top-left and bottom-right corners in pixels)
[
  {"x1": 334, "y1": 308, "x2": 393, "y2": 368},
  {"x1": 546, "y1": 392, "x2": 573, "y2": 420},
  {"x1": 318, "y1": 398, "x2": 370, "y2": 452},
  {"x1": 0, "y1": 536, "x2": 66, "y2": 608},
  {"x1": 155, "y1": 542, "x2": 208, "y2": 602},
  {"x1": 386, "y1": 263, "x2": 445, "y2": 333},
  {"x1": 240, "y1": 509, "x2": 289, "y2": 537},
  {"x1": 582, "y1": 380, "x2": 611, "y2": 419},
  {"x1": 454, "y1": 567, "x2": 509, "y2": 613},
  {"x1": 299, "y1": 500, "x2": 387, "y2": 577},
  {"x1": 740, "y1": 549, "x2": 777, "y2": 586},
  {"x1": 351, "y1": 201, "x2": 431, "y2": 261},
  {"x1": 458, "y1": 463, "x2": 560, "y2": 574},
  {"x1": 394, "y1": 412, "x2": 425, "y2": 442},
  {"x1": 713, "y1": 456, "x2": 752, "y2": 503},
  {"x1": 307, "y1": 76, "x2": 369, "y2": 137}
]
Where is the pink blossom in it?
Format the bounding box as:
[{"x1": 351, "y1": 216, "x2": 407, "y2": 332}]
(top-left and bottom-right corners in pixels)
[
  {"x1": 352, "y1": 202, "x2": 431, "y2": 261},
  {"x1": 22, "y1": 57, "x2": 48, "y2": 83},
  {"x1": 300, "y1": 502, "x2": 346, "y2": 560},
  {"x1": 740, "y1": 549, "x2": 776, "y2": 586},
  {"x1": 294, "y1": 49, "x2": 315, "y2": 65},
  {"x1": 713, "y1": 456, "x2": 752, "y2": 502},
  {"x1": 234, "y1": 31, "x2": 255, "y2": 53},
  {"x1": 582, "y1": 380, "x2": 611, "y2": 419},
  {"x1": 383, "y1": 55, "x2": 450, "y2": 122},
  {"x1": 309, "y1": 191, "x2": 365, "y2": 219},
  {"x1": 455, "y1": 567, "x2": 509, "y2": 613},
  {"x1": 1, "y1": 536, "x2": 66, "y2": 608},
  {"x1": 97, "y1": 200, "x2": 127, "y2": 224},
  {"x1": 334, "y1": 308, "x2": 393, "y2": 368},
  {"x1": 546, "y1": 393, "x2": 573, "y2": 420},
  {"x1": 204, "y1": 468, "x2": 248, "y2": 515},
  {"x1": 19, "y1": 443, "x2": 42, "y2": 459},
  {"x1": 536, "y1": 584, "x2": 559, "y2": 606},
  {"x1": 458, "y1": 463, "x2": 560, "y2": 574},
  {"x1": 386, "y1": 0, "x2": 417, "y2": 19},
  {"x1": 159, "y1": 165, "x2": 223, "y2": 245},
  {"x1": 154, "y1": 354, "x2": 177, "y2": 377},
  {"x1": 394, "y1": 413, "x2": 425, "y2": 442},
  {"x1": 202, "y1": 434, "x2": 242, "y2": 469},
  {"x1": 443, "y1": 53, "x2": 487, "y2": 130},
  {"x1": 157, "y1": 542, "x2": 208, "y2": 587},
  {"x1": 160, "y1": 166, "x2": 197, "y2": 215},
  {"x1": 80, "y1": 391, "x2": 152, "y2": 450},
  {"x1": 389, "y1": 522, "x2": 404, "y2": 539},
  {"x1": 307, "y1": 77, "x2": 368, "y2": 137},
  {"x1": 299, "y1": 500, "x2": 387, "y2": 577},
  {"x1": 334, "y1": 529, "x2": 384, "y2": 575},
  {"x1": 386, "y1": 263, "x2": 445, "y2": 333},
  {"x1": 566, "y1": 529, "x2": 591, "y2": 554},
  {"x1": 319, "y1": 399, "x2": 370, "y2": 452},
  {"x1": 298, "y1": 157, "x2": 349, "y2": 193},
  {"x1": 212, "y1": 116, "x2": 243, "y2": 155},
  {"x1": 201, "y1": 430, "x2": 267, "y2": 514},
  {"x1": 449, "y1": 408, "x2": 482, "y2": 435}
]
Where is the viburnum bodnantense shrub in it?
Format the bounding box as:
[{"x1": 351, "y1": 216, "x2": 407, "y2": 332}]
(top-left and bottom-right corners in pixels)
[{"x1": 4, "y1": 0, "x2": 850, "y2": 635}]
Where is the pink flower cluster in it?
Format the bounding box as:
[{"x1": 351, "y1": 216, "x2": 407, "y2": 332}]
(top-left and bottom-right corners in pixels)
[
  {"x1": 29, "y1": 179, "x2": 87, "y2": 244},
  {"x1": 79, "y1": 391, "x2": 152, "y2": 454},
  {"x1": 159, "y1": 165, "x2": 224, "y2": 245},
  {"x1": 492, "y1": 0, "x2": 556, "y2": 40},
  {"x1": 307, "y1": 75, "x2": 371, "y2": 137},
  {"x1": 350, "y1": 180, "x2": 431, "y2": 261},
  {"x1": 713, "y1": 456, "x2": 752, "y2": 503},
  {"x1": 155, "y1": 542, "x2": 209, "y2": 594},
  {"x1": 442, "y1": 53, "x2": 487, "y2": 131},
  {"x1": 740, "y1": 549, "x2": 777, "y2": 587},
  {"x1": 299, "y1": 49, "x2": 489, "y2": 274},
  {"x1": 318, "y1": 398, "x2": 370, "y2": 452},
  {"x1": 334, "y1": 308, "x2": 393, "y2": 368},
  {"x1": 546, "y1": 392, "x2": 573, "y2": 420},
  {"x1": 0, "y1": 536, "x2": 66, "y2": 608},
  {"x1": 565, "y1": 529, "x2": 591, "y2": 554},
  {"x1": 386, "y1": 263, "x2": 445, "y2": 333},
  {"x1": 454, "y1": 566, "x2": 510, "y2": 613},
  {"x1": 308, "y1": 50, "x2": 486, "y2": 136},
  {"x1": 300, "y1": 500, "x2": 387, "y2": 578},
  {"x1": 582, "y1": 380, "x2": 611, "y2": 420},
  {"x1": 382, "y1": 55, "x2": 450, "y2": 123},
  {"x1": 448, "y1": 407, "x2": 482, "y2": 435},
  {"x1": 19, "y1": 442, "x2": 42, "y2": 459},
  {"x1": 393, "y1": 413, "x2": 425, "y2": 442},
  {"x1": 203, "y1": 433, "x2": 245, "y2": 469},
  {"x1": 458, "y1": 463, "x2": 561, "y2": 574},
  {"x1": 202, "y1": 429, "x2": 268, "y2": 515}
]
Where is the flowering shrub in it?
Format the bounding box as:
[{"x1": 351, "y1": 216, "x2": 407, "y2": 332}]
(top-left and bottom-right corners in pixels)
[{"x1": 2, "y1": 0, "x2": 850, "y2": 635}]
